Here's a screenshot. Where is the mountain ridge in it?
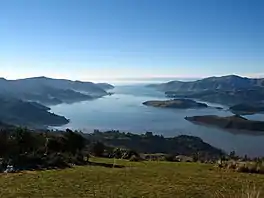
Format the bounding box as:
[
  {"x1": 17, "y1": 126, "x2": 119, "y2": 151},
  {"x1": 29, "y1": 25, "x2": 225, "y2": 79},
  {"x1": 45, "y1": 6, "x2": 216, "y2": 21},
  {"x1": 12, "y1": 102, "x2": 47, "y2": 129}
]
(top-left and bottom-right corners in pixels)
[
  {"x1": 150, "y1": 75, "x2": 264, "y2": 92},
  {"x1": 0, "y1": 76, "x2": 114, "y2": 105},
  {"x1": 148, "y1": 75, "x2": 264, "y2": 106}
]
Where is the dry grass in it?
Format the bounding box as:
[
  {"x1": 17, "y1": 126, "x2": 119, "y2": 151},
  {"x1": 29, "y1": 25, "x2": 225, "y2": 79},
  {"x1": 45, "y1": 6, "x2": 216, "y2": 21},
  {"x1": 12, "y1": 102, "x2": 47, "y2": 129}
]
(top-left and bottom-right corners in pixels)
[
  {"x1": 219, "y1": 160, "x2": 264, "y2": 175},
  {"x1": 215, "y1": 184, "x2": 262, "y2": 198},
  {"x1": 0, "y1": 158, "x2": 263, "y2": 198}
]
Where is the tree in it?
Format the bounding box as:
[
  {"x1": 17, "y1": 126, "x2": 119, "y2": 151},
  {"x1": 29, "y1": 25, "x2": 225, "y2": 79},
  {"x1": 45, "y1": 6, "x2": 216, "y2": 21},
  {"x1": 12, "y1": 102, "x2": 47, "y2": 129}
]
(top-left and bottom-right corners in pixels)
[
  {"x1": 63, "y1": 129, "x2": 87, "y2": 155},
  {"x1": 145, "y1": 132, "x2": 153, "y2": 137},
  {"x1": 91, "y1": 141, "x2": 105, "y2": 157},
  {"x1": 0, "y1": 130, "x2": 10, "y2": 157},
  {"x1": 12, "y1": 127, "x2": 36, "y2": 154},
  {"x1": 46, "y1": 136, "x2": 66, "y2": 153},
  {"x1": 229, "y1": 151, "x2": 237, "y2": 160}
]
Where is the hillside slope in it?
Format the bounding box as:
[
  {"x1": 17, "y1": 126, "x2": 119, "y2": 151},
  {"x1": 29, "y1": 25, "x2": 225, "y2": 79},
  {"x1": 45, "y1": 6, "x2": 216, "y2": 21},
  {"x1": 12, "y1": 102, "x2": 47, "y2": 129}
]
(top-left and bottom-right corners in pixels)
[
  {"x1": 0, "y1": 97, "x2": 69, "y2": 127},
  {"x1": 151, "y1": 75, "x2": 264, "y2": 92},
  {"x1": 149, "y1": 75, "x2": 264, "y2": 105},
  {"x1": 0, "y1": 77, "x2": 114, "y2": 105},
  {"x1": 0, "y1": 158, "x2": 263, "y2": 198}
]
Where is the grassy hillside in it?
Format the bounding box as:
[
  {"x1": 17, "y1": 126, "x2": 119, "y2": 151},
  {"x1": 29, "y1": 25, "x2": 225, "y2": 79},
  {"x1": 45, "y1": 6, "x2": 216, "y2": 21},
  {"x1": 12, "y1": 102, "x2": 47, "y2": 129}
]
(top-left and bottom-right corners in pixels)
[{"x1": 1, "y1": 157, "x2": 263, "y2": 198}]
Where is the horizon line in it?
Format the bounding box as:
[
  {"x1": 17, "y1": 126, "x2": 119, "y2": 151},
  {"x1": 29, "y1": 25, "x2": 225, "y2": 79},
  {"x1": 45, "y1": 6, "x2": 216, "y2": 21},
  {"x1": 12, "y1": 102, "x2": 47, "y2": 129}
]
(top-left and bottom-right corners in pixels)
[{"x1": 1, "y1": 73, "x2": 264, "y2": 82}]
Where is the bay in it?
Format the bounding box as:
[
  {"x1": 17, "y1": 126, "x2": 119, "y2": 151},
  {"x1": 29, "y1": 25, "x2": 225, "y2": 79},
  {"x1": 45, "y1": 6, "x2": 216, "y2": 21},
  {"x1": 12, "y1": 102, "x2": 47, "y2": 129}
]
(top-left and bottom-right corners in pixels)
[{"x1": 50, "y1": 84, "x2": 264, "y2": 157}]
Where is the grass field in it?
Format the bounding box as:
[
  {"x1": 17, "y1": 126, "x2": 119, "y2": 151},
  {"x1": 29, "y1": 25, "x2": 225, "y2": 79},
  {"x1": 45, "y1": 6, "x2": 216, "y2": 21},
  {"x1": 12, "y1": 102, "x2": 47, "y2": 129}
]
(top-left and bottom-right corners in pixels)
[{"x1": 0, "y1": 158, "x2": 264, "y2": 198}]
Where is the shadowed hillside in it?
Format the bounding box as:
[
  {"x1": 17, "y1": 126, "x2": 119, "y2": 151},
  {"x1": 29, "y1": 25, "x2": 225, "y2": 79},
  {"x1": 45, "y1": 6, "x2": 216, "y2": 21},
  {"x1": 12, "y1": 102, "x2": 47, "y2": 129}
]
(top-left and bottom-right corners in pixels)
[
  {"x1": 0, "y1": 97, "x2": 69, "y2": 127},
  {"x1": 0, "y1": 77, "x2": 114, "y2": 105},
  {"x1": 148, "y1": 75, "x2": 264, "y2": 106}
]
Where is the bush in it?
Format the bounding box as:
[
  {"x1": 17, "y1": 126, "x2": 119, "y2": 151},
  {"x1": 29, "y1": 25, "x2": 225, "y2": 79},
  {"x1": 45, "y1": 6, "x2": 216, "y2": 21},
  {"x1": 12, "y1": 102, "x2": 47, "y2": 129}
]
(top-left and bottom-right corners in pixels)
[
  {"x1": 227, "y1": 162, "x2": 237, "y2": 170},
  {"x1": 256, "y1": 165, "x2": 264, "y2": 174},
  {"x1": 122, "y1": 149, "x2": 140, "y2": 159},
  {"x1": 165, "y1": 154, "x2": 175, "y2": 162},
  {"x1": 248, "y1": 163, "x2": 258, "y2": 173},
  {"x1": 236, "y1": 163, "x2": 248, "y2": 173},
  {"x1": 223, "y1": 161, "x2": 264, "y2": 175},
  {"x1": 129, "y1": 155, "x2": 142, "y2": 162},
  {"x1": 91, "y1": 142, "x2": 105, "y2": 157},
  {"x1": 44, "y1": 153, "x2": 71, "y2": 169},
  {"x1": 12, "y1": 153, "x2": 44, "y2": 170}
]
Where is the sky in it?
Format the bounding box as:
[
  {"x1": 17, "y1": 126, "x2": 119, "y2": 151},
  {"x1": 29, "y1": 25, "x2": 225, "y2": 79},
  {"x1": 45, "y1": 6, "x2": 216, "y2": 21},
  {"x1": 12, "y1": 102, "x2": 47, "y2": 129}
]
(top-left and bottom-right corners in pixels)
[{"x1": 0, "y1": 0, "x2": 263, "y2": 82}]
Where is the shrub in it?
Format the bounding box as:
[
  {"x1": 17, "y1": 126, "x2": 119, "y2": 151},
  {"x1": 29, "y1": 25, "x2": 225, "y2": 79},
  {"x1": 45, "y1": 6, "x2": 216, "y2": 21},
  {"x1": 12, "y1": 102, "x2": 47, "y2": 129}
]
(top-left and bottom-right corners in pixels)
[
  {"x1": 129, "y1": 155, "x2": 141, "y2": 162},
  {"x1": 248, "y1": 163, "x2": 258, "y2": 173},
  {"x1": 227, "y1": 162, "x2": 237, "y2": 170},
  {"x1": 165, "y1": 154, "x2": 175, "y2": 162},
  {"x1": 236, "y1": 163, "x2": 249, "y2": 173},
  {"x1": 122, "y1": 149, "x2": 140, "y2": 159},
  {"x1": 44, "y1": 153, "x2": 70, "y2": 169},
  {"x1": 91, "y1": 142, "x2": 105, "y2": 157},
  {"x1": 256, "y1": 165, "x2": 264, "y2": 174}
]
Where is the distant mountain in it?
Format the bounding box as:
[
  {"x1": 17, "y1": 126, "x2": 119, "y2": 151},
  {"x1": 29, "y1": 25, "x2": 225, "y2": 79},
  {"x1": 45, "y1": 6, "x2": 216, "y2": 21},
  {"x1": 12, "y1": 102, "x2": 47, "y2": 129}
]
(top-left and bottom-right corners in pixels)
[
  {"x1": 148, "y1": 75, "x2": 264, "y2": 106},
  {"x1": 19, "y1": 86, "x2": 94, "y2": 105},
  {"x1": 0, "y1": 120, "x2": 14, "y2": 130},
  {"x1": 96, "y1": 83, "x2": 115, "y2": 90},
  {"x1": 0, "y1": 96, "x2": 69, "y2": 128},
  {"x1": 0, "y1": 77, "x2": 114, "y2": 105},
  {"x1": 149, "y1": 75, "x2": 264, "y2": 92}
]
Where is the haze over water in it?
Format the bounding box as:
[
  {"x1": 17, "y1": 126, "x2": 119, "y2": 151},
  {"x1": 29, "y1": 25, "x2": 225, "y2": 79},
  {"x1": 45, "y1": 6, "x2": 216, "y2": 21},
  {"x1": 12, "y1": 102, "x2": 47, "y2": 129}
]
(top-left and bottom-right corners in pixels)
[{"x1": 50, "y1": 84, "x2": 264, "y2": 157}]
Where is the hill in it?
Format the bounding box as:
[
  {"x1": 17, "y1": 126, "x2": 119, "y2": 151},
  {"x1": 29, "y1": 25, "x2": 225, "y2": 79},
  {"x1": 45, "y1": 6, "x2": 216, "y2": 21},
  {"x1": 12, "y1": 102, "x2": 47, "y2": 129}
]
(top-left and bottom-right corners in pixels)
[
  {"x1": 185, "y1": 115, "x2": 264, "y2": 131},
  {"x1": 0, "y1": 97, "x2": 69, "y2": 127},
  {"x1": 0, "y1": 126, "x2": 262, "y2": 197},
  {"x1": 148, "y1": 75, "x2": 264, "y2": 105},
  {"x1": 86, "y1": 130, "x2": 223, "y2": 159},
  {"x1": 96, "y1": 83, "x2": 115, "y2": 90},
  {"x1": 150, "y1": 75, "x2": 264, "y2": 92},
  {"x1": 0, "y1": 125, "x2": 224, "y2": 170},
  {"x1": 0, "y1": 157, "x2": 263, "y2": 198},
  {"x1": 0, "y1": 77, "x2": 114, "y2": 105},
  {"x1": 143, "y1": 99, "x2": 208, "y2": 109},
  {"x1": 230, "y1": 103, "x2": 264, "y2": 115}
]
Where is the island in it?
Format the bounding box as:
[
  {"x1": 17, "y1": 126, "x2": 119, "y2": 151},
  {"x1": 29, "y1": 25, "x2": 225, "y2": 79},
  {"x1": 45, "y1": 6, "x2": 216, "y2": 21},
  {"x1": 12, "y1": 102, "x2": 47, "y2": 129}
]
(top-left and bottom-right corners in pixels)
[
  {"x1": 229, "y1": 103, "x2": 264, "y2": 115},
  {"x1": 185, "y1": 115, "x2": 264, "y2": 132},
  {"x1": 143, "y1": 99, "x2": 208, "y2": 109}
]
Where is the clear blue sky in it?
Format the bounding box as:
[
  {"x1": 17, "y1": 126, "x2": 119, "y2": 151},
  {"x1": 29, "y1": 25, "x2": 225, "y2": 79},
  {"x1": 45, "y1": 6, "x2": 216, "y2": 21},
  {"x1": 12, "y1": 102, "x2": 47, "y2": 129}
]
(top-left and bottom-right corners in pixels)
[{"x1": 0, "y1": 0, "x2": 263, "y2": 81}]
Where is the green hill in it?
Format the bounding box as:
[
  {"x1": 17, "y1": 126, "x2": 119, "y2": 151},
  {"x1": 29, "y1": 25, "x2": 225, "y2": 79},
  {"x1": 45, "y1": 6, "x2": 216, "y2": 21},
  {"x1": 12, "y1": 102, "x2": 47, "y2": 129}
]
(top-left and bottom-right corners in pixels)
[
  {"x1": 0, "y1": 157, "x2": 263, "y2": 198},
  {"x1": 0, "y1": 126, "x2": 262, "y2": 197}
]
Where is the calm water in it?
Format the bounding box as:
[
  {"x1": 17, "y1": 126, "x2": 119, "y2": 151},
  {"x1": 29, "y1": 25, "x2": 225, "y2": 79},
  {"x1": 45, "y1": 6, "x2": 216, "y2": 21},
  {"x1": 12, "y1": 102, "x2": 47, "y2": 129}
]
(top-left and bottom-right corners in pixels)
[{"x1": 50, "y1": 85, "x2": 264, "y2": 157}]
